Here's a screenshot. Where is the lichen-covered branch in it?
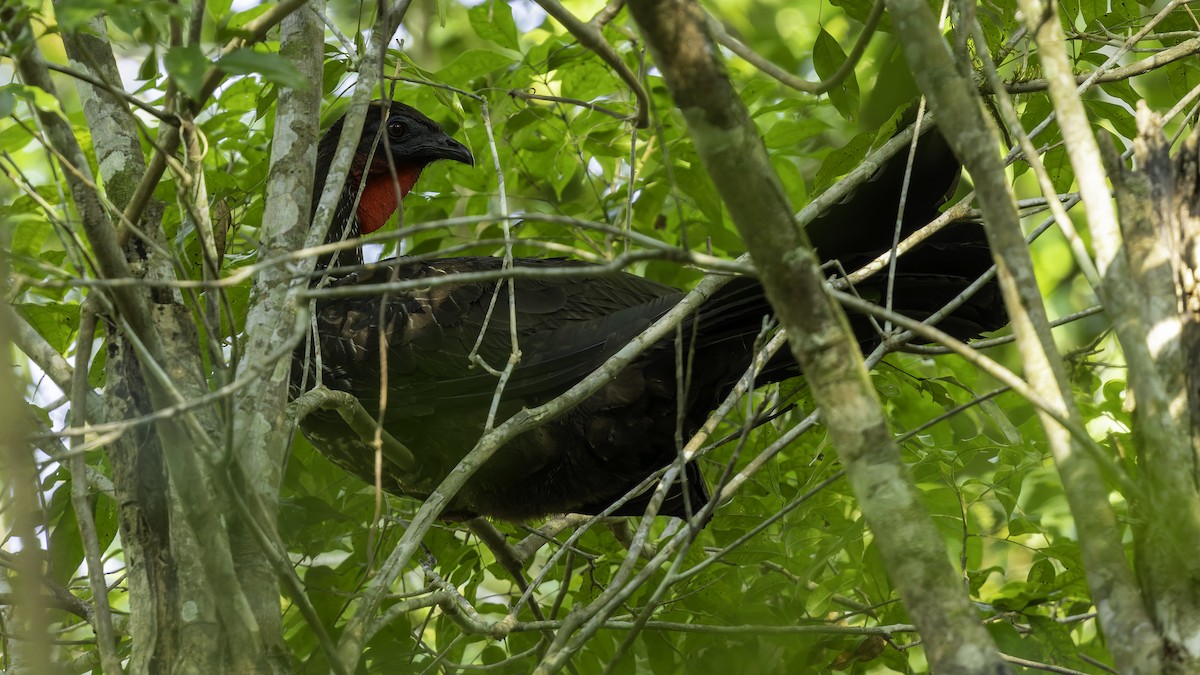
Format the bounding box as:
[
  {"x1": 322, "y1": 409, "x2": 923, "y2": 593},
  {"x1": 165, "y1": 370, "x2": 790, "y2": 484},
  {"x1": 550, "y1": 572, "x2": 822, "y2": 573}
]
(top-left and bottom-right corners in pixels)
[
  {"x1": 225, "y1": 0, "x2": 327, "y2": 665},
  {"x1": 890, "y1": 0, "x2": 1163, "y2": 670},
  {"x1": 1105, "y1": 109, "x2": 1200, "y2": 670},
  {"x1": 620, "y1": 1, "x2": 1010, "y2": 673},
  {"x1": 1023, "y1": 0, "x2": 1200, "y2": 668}
]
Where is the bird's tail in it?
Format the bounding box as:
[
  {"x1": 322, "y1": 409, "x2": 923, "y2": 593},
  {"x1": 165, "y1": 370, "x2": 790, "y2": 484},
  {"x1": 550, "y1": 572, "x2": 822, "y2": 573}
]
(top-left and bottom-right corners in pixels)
[
  {"x1": 806, "y1": 123, "x2": 1006, "y2": 343},
  {"x1": 688, "y1": 123, "x2": 1006, "y2": 383}
]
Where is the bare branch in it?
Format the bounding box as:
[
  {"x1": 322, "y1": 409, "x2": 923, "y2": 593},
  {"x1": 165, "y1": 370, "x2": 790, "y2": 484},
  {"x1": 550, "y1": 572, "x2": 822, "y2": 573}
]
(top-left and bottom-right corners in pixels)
[
  {"x1": 894, "y1": 0, "x2": 1163, "y2": 669},
  {"x1": 530, "y1": 0, "x2": 649, "y2": 128},
  {"x1": 67, "y1": 306, "x2": 124, "y2": 675},
  {"x1": 706, "y1": 0, "x2": 884, "y2": 95},
  {"x1": 995, "y1": 37, "x2": 1200, "y2": 94},
  {"x1": 619, "y1": 2, "x2": 1010, "y2": 674}
]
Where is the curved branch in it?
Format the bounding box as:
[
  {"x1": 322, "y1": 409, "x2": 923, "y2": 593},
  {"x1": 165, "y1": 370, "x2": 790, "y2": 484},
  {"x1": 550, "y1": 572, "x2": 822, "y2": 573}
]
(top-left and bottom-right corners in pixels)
[
  {"x1": 508, "y1": 89, "x2": 632, "y2": 122},
  {"x1": 992, "y1": 35, "x2": 1200, "y2": 94},
  {"x1": 530, "y1": 0, "x2": 649, "y2": 128},
  {"x1": 707, "y1": 0, "x2": 885, "y2": 95},
  {"x1": 67, "y1": 306, "x2": 124, "y2": 675},
  {"x1": 33, "y1": 59, "x2": 177, "y2": 124},
  {"x1": 289, "y1": 387, "x2": 417, "y2": 471}
]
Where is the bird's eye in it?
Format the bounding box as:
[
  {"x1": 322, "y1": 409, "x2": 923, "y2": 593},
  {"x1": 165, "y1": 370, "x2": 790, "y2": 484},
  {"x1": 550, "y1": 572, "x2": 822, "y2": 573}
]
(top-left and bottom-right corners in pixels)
[{"x1": 387, "y1": 119, "x2": 407, "y2": 139}]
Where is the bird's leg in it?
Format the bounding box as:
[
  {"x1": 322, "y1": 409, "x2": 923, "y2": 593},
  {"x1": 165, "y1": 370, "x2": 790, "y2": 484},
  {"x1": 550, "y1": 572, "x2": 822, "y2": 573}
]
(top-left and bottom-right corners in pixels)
[
  {"x1": 513, "y1": 515, "x2": 594, "y2": 564},
  {"x1": 467, "y1": 518, "x2": 527, "y2": 572},
  {"x1": 606, "y1": 519, "x2": 657, "y2": 560},
  {"x1": 466, "y1": 518, "x2": 556, "y2": 626},
  {"x1": 467, "y1": 519, "x2": 593, "y2": 670},
  {"x1": 287, "y1": 385, "x2": 417, "y2": 471}
]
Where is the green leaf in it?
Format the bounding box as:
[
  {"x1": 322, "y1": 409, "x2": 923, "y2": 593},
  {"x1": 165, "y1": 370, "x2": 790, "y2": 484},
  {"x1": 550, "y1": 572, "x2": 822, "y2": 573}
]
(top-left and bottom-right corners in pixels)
[
  {"x1": 219, "y1": 47, "x2": 308, "y2": 90},
  {"x1": 321, "y1": 57, "x2": 349, "y2": 98},
  {"x1": 828, "y1": 0, "x2": 887, "y2": 27},
  {"x1": 164, "y1": 45, "x2": 210, "y2": 101},
  {"x1": 54, "y1": 0, "x2": 120, "y2": 31},
  {"x1": 47, "y1": 477, "x2": 84, "y2": 587},
  {"x1": 645, "y1": 631, "x2": 679, "y2": 675},
  {"x1": 812, "y1": 130, "x2": 873, "y2": 194},
  {"x1": 1164, "y1": 62, "x2": 1200, "y2": 101},
  {"x1": 860, "y1": 44, "x2": 918, "y2": 129},
  {"x1": 1042, "y1": 145, "x2": 1074, "y2": 193},
  {"x1": 763, "y1": 117, "x2": 827, "y2": 150},
  {"x1": 1080, "y1": 0, "x2": 1106, "y2": 24},
  {"x1": 0, "y1": 85, "x2": 15, "y2": 117},
  {"x1": 812, "y1": 28, "x2": 860, "y2": 121},
  {"x1": 4, "y1": 83, "x2": 65, "y2": 117},
  {"x1": 1027, "y1": 557, "x2": 1057, "y2": 584},
  {"x1": 468, "y1": 1, "x2": 519, "y2": 51},
  {"x1": 138, "y1": 49, "x2": 161, "y2": 83},
  {"x1": 1085, "y1": 100, "x2": 1137, "y2": 139},
  {"x1": 550, "y1": 145, "x2": 578, "y2": 198},
  {"x1": 674, "y1": 159, "x2": 724, "y2": 225},
  {"x1": 88, "y1": 343, "x2": 107, "y2": 388},
  {"x1": 0, "y1": 120, "x2": 34, "y2": 153},
  {"x1": 1027, "y1": 615, "x2": 1085, "y2": 666},
  {"x1": 561, "y1": 59, "x2": 616, "y2": 103},
  {"x1": 225, "y1": 2, "x2": 272, "y2": 32},
  {"x1": 1007, "y1": 517, "x2": 1041, "y2": 536},
  {"x1": 9, "y1": 213, "x2": 48, "y2": 258},
  {"x1": 436, "y1": 49, "x2": 514, "y2": 88},
  {"x1": 207, "y1": 0, "x2": 232, "y2": 22},
  {"x1": 1060, "y1": 0, "x2": 1081, "y2": 25},
  {"x1": 15, "y1": 304, "x2": 79, "y2": 354}
]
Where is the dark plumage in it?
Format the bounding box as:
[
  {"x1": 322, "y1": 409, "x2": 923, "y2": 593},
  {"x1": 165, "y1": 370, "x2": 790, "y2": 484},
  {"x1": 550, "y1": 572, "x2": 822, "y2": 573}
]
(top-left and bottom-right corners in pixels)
[
  {"x1": 311, "y1": 102, "x2": 473, "y2": 267},
  {"x1": 291, "y1": 101, "x2": 1006, "y2": 521}
]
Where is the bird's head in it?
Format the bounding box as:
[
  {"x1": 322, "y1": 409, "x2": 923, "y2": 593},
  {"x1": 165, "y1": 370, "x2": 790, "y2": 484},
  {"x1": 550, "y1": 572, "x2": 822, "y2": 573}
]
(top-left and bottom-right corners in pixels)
[{"x1": 315, "y1": 101, "x2": 474, "y2": 239}]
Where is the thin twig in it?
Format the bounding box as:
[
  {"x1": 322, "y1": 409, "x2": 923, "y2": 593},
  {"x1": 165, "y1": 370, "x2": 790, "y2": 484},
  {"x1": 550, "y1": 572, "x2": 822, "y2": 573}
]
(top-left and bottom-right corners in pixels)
[
  {"x1": 30, "y1": 59, "x2": 177, "y2": 124},
  {"x1": 589, "y1": 0, "x2": 625, "y2": 28},
  {"x1": 529, "y1": 0, "x2": 648, "y2": 127},
  {"x1": 67, "y1": 305, "x2": 125, "y2": 675},
  {"x1": 995, "y1": 36, "x2": 1200, "y2": 94},
  {"x1": 706, "y1": 0, "x2": 885, "y2": 95},
  {"x1": 904, "y1": 305, "x2": 1105, "y2": 354},
  {"x1": 508, "y1": 90, "x2": 631, "y2": 122}
]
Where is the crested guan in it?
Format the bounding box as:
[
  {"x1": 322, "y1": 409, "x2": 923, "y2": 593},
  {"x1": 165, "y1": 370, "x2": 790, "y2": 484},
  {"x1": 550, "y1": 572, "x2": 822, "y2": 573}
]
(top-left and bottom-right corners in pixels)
[{"x1": 291, "y1": 101, "x2": 1006, "y2": 521}]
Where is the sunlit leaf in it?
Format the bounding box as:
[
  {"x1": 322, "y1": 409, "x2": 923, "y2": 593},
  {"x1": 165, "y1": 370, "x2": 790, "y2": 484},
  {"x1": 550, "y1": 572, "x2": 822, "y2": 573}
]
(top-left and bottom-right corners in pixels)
[{"x1": 164, "y1": 44, "x2": 209, "y2": 100}]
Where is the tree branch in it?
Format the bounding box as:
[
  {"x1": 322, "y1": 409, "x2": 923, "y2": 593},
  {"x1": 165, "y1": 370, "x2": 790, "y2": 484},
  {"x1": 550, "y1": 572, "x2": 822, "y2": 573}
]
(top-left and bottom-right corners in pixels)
[
  {"x1": 706, "y1": 0, "x2": 884, "y2": 95},
  {"x1": 67, "y1": 305, "x2": 124, "y2": 675},
  {"x1": 616, "y1": 2, "x2": 1011, "y2": 674},
  {"x1": 890, "y1": 0, "x2": 1164, "y2": 670},
  {"x1": 529, "y1": 0, "x2": 649, "y2": 128},
  {"x1": 995, "y1": 36, "x2": 1200, "y2": 94}
]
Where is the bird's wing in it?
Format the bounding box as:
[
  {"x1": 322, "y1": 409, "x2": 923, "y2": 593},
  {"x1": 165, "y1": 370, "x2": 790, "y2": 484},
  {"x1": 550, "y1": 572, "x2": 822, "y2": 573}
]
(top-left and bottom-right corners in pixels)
[{"x1": 306, "y1": 257, "x2": 687, "y2": 413}]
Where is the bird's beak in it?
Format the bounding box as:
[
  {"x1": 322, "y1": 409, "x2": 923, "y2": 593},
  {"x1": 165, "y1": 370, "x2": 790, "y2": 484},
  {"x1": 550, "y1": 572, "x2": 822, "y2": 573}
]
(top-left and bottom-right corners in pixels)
[
  {"x1": 415, "y1": 134, "x2": 474, "y2": 167},
  {"x1": 443, "y1": 136, "x2": 474, "y2": 167}
]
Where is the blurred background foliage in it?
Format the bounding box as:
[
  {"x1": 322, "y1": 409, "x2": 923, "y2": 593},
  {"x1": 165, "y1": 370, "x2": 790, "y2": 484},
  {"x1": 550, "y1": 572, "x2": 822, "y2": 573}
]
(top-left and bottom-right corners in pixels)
[{"x1": 2, "y1": 0, "x2": 1197, "y2": 671}]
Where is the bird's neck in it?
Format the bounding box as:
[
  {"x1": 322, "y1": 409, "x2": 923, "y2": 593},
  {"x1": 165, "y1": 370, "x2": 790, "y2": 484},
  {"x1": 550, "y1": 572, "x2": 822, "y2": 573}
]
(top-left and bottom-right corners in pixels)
[
  {"x1": 355, "y1": 165, "x2": 424, "y2": 234},
  {"x1": 312, "y1": 153, "x2": 423, "y2": 267}
]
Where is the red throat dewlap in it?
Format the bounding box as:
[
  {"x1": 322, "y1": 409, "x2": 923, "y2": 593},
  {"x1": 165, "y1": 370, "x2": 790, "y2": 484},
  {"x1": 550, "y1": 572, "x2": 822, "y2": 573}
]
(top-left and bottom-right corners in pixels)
[{"x1": 355, "y1": 166, "x2": 424, "y2": 234}]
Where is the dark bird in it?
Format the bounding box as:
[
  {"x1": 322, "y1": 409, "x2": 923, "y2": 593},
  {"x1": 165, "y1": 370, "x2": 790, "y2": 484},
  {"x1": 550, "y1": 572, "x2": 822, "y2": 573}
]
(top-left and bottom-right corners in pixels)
[
  {"x1": 291, "y1": 101, "x2": 1005, "y2": 522},
  {"x1": 309, "y1": 102, "x2": 475, "y2": 268}
]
